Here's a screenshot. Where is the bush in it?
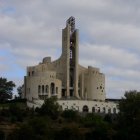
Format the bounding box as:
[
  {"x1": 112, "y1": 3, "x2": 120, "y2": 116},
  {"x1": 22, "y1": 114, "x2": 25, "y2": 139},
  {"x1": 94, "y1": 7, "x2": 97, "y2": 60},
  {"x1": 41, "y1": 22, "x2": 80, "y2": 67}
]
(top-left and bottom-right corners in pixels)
[
  {"x1": 62, "y1": 109, "x2": 79, "y2": 121},
  {"x1": 36, "y1": 97, "x2": 61, "y2": 119}
]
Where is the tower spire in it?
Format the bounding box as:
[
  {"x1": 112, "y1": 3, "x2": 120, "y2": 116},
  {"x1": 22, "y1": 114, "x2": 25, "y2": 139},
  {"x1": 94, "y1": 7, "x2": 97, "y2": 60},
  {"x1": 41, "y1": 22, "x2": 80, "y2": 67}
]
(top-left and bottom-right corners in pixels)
[{"x1": 66, "y1": 16, "x2": 75, "y2": 33}]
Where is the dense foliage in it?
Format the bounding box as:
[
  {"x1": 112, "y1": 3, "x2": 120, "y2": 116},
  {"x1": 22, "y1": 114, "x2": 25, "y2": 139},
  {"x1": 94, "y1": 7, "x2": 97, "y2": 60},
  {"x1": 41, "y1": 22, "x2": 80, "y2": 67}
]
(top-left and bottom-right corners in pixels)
[
  {"x1": 0, "y1": 77, "x2": 15, "y2": 101},
  {"x1": 36, "y1": 96, "x2": 61, "y2": 119},
  {"x1": 17, "y1": 86, "x2": 23, "y2": 99},
  {"x1": 116, "y1": 90, "x2": 140, "y2": 140},
  {"x1": 0, "y1": 91, "x2": 139, "y2": 140}
]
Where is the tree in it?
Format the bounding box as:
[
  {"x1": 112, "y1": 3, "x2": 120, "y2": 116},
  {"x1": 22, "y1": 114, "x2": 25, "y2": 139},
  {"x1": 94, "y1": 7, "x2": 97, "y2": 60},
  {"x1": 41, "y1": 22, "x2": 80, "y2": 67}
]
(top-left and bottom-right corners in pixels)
[
  {"x1": 117, "y1": 90, "x2": 140, "y2": 140},
  {"x1": 0, "y1": 77, "x2": 15, "y2": 101},
  {"x1": 36, "y1": 97, "x2": 61, "y2": 119},
  {"x1": 17, "y1": 85, "x2": 23, "y2": 98}
]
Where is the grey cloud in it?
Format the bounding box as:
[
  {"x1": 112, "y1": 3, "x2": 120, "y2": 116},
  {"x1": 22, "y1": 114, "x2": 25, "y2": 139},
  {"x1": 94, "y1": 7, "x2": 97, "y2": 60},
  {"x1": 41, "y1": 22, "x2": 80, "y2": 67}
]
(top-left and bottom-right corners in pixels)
[
  {"x1": 106, "y1": 68, "x2": 140, "y2": 80},
  {"x1": 0, "y1": 15, "x2": 60, "y2": 46},
  {"x1": 106, "y1": 79, "x2": 140, "y2": 98},
  {"x1": 80, "y1": 43, "x2": 140, "y2": 69}
]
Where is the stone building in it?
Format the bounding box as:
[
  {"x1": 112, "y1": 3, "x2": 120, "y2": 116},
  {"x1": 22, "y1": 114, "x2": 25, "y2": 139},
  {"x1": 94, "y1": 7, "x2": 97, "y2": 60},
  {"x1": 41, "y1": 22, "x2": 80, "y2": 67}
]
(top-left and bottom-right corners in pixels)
[{"x1": 23, "y1": 17, "x2": 119, "y2": 114}]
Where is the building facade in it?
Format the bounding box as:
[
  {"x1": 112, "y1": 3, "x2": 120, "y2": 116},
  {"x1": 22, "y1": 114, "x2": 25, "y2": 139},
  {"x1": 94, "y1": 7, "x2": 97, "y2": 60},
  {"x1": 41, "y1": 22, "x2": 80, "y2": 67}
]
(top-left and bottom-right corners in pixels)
[{"x1": 23, "y1": 17, "x2": 118, "y2": 114}]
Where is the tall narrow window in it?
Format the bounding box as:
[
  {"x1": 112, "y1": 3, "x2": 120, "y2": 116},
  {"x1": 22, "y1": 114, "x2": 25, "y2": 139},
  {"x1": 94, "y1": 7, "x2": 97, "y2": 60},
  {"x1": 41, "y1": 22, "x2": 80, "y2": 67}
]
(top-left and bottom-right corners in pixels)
[
  {"x1": 32, "y1": 71, "x2": 34, "y2": 76},
  {"x1": 42, "y1": 85, "x2": 44, "y2": 94},
  {"x1": 46, "y1": 85, "x2": 49, "y2": 93},
  {"x1": 50, "y1": 83, "x2": 55, "y2": 94},
  {"x1": 38, "y1": 85, "x2": 41, "y2": 93}
]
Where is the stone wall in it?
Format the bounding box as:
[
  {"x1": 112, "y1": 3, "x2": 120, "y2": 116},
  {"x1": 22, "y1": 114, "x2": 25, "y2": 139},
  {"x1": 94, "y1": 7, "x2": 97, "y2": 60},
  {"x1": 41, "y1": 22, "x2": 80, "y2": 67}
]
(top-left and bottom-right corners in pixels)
[{"x1": 27, "y1": 99, "x2": 119, "y2": 114}]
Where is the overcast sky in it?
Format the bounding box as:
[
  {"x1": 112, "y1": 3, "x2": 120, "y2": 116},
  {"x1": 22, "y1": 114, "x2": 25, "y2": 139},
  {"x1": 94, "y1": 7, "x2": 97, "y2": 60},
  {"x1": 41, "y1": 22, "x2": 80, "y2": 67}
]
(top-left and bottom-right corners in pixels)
[{"x1": 0, "y1": 0, "x2": 140, "y2": 98}]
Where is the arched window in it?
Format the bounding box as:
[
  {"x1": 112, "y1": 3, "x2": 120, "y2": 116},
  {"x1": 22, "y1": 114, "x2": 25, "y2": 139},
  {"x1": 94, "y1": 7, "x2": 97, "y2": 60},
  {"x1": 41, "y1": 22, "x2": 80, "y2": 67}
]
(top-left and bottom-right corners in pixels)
[
  {"x1": 98, "y1": 107, "x2": 100, "y2": 113},
  {"x1": 46, "y1": 85, "x2": 49, "y2": 93},
  {"x1": 38, "y1": 85, "x2": 41, "y2": 94},
  {"x1": 108, "y1": 108, "x2": 111, "y2": 114},
  {"x1": 50, "y1": 83, "x2": 55, "y2": 94},
  {"x1": 83, "y1": 105, "x2": 89, "y2": 112},
  {"x1": 92, "y1": 107, "x2": 95, "y2": 113},
  {"x1": 42, "y1": 85, "x2": 44, "y2": 94}
]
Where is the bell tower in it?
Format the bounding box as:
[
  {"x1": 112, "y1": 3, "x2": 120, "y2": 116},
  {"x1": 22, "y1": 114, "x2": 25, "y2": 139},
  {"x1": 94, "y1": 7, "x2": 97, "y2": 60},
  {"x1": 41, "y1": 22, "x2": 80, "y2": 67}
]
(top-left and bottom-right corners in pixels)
[{"x1": 62, "y1": 17, "x2": 79, "y2": 98}]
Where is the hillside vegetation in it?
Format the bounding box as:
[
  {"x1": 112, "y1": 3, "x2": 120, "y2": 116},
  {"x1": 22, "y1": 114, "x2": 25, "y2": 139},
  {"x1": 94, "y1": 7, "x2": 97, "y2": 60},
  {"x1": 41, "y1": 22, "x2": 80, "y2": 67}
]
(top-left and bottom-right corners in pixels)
[{"x1": 0, "y1": 91, "x2": 140, "y2": 140}]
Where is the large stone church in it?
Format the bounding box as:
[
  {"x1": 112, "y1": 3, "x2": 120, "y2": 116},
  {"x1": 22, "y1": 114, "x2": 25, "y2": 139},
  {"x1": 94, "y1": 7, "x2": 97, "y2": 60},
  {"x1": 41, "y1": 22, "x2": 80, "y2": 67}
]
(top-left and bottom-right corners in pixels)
[{"x1": 23, "y1": 17, "x2": 118, "y2": 114}]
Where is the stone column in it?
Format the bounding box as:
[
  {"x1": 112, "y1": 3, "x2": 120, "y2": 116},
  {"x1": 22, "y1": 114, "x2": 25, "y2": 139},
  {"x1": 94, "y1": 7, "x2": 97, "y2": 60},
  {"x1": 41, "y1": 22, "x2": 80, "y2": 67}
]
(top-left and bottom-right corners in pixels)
[{"x1": 74, "y1": 29, "x2": 79, "y2": 98}]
